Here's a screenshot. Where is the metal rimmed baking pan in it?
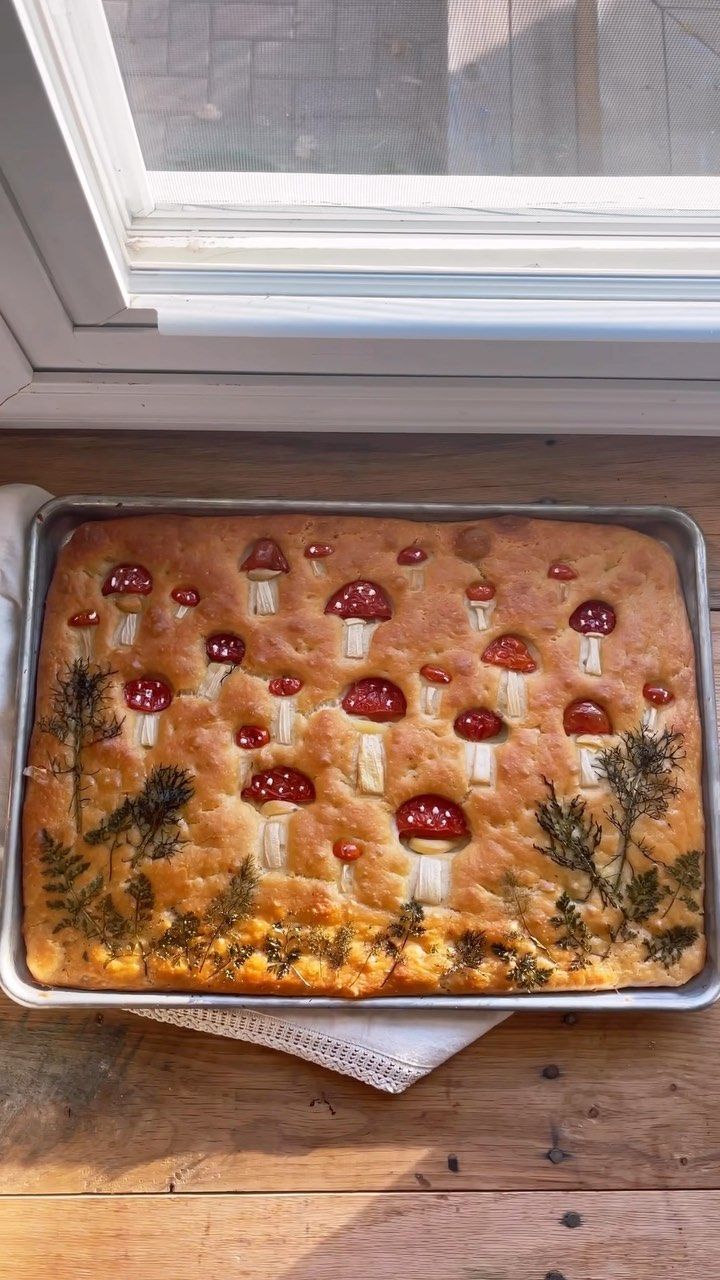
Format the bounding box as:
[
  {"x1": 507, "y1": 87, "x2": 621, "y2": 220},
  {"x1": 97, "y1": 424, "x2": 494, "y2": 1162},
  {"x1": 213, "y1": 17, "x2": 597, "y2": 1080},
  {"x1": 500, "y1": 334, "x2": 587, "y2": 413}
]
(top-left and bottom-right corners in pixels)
[{"x1": 3, "y1": 497, "x2": 718, "y2": 1011}]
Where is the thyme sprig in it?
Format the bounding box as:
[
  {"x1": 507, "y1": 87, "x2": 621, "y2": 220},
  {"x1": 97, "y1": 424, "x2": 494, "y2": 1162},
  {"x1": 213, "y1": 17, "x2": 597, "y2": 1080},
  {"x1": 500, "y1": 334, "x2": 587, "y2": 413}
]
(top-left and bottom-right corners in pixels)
[
  {"x1": 39, "y1": 659, "x2": 123, "y2": 836},
  {"x1": 86, "y1": 764, "x2": 194, "y2": 874},
  {"x1": 597, "y1": 725, "x2": 683, "y2": 891}
]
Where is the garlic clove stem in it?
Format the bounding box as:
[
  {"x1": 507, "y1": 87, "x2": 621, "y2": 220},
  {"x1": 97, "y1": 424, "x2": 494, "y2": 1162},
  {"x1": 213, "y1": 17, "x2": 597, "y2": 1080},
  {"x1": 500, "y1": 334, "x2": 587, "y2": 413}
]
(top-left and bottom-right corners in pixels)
[
  {"x1": 136, "y1": 714, "x2": 159, "y2": 748},
  {"x1": 198, "y1": 662, "x2": 229, "y2": 699},
  {"x1": 409, "y1": 567, "x2": 425, "y2": 591},
  {"x1": 643, "y1": 706, "x2": 659, "y2": 733},
  {"x1": 580, "y1": 634, "x2": 602, "y2": 676},
  {"x1": 114, "y1": 612, "x2": 139, "y2": 647},
  {"x1": 275, "y1": 697, "x2": 296, "y2": 745},
  {"x1": 357, "y1": 731, "x2": 385, "y2": 794},
  {"x1": 465, "y1": 740, "x2": 494, "y2": 785},
  {"x1": 340, "y1": 863, "x2": 354, "y2": 894},
  {"x1": 250, "y1": 577, "x2": 279, "y2": 616},
  {"x1": 578, "y1": 746, "x2": 600, "y2": 787},
  {"x1": 175, "y1": 603, "x2": 189, "y2": 619},
  {"x1": 344, "y1": 618, "x2": 369, "y2": 659},
  {"x1": 499, "y1": 668, "x2": 527, "y2": 719},
  {"x1": 469, "y1": 600, "x2": 495, "y2": 632},
  {"x1": 310, "y1": 560, "x2": 326, "y2": 578},
  {"x1": 409, "y1": 853, "x2": 450, "y2": 905},
  {"x1": 262, "y1": 815, "x2": 290, "y2": 869},
  {"x1": 78, "y1": 629, "x2": 94, "y2": 661},
  {"x1": 421, "y1": 683, "x2": 442, "y2": 716}
]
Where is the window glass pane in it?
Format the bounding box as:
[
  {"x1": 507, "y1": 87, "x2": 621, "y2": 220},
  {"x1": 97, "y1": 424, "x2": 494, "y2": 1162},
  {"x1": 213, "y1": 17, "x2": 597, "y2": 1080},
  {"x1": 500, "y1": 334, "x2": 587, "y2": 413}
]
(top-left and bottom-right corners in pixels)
[{"x1": 102, "y1": 0, "x2": 720, "y2": 182}]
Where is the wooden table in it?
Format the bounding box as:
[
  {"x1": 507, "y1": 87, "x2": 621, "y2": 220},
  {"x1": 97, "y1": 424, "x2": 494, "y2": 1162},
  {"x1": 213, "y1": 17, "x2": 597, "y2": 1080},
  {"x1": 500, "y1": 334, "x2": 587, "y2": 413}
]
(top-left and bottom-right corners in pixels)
[{"x1": 3, "y1": 432, "x2": 720, "y2": 1279}]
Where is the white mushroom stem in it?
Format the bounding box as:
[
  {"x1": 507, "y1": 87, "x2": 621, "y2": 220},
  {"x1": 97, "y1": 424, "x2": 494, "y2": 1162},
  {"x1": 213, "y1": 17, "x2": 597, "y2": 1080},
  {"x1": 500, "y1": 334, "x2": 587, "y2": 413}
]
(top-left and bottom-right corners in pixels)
[
  {"x1": 275, "y1": 698, "x2": 297, "y2": 746},
  {"x1": 468, "y1": 599, "x2": 496, "y2": 632},
  {"x1": 407, "y1": 841, "x2": 456, "y2": 905},
  {"x1": 579, "y1": 634, "x2": 603, "y2": 676},
  {"x1": 421, "y1": 683, "x2": 442, "y2": 717},
  {"x1": 114, "y1": 611, "x2": 139, "y2": 646},
  {"x1": 77, "y1": 629, "x2": 94, "y2": 660},
  {"x1": 247, "y1": 570, "x2": 280, "y2": 616},
  {"x1": 198, "y1": 663, "x2": 229, "y2": 699},
  {"x1": 464, "y1": 740, "x2": 495, "y2": 785},
  {"x1": 259, "y1": 801, "x2": 295, "y2": 870},
  {"x1": 237, "y1": 757, "x2": 252, "y2": 789},
  {"x1": 310, "y1": 560, "x2": 327, "y2": 578},
  {"x1": 135, "y1": 714, "x2": 160, "y2": 748},
  {"x1": 175, "y1": 603, "x2": 190, "y2": 619},
  {"x1": 643, "y1": 706, "x2": 659, "y2": 733},
  {"x1": 408, "y1": 567, "x2": 425, "y2": 591},
  {"x1": 357, "y1": 727, "x2": 386, "y2": 794},
  {"x1": 576, "y1": 735, "x2": 604, "y2": 788},
  {"x1": 339, "y1": 863, "x2": 355, "y2": 894},
  {"x1": 498, "y1": 669, "x2": 527, "y2": 720},
  {"x1": 343, "y1": 618, "x2": 375, "y2": 659}
]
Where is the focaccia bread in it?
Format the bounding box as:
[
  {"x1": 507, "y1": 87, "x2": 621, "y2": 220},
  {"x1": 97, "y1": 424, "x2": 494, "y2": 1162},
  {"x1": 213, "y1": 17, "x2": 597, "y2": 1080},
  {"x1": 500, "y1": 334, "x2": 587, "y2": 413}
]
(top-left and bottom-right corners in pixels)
[{"x1": 22, "y1": 514, "x2": 705, "y2": 997}]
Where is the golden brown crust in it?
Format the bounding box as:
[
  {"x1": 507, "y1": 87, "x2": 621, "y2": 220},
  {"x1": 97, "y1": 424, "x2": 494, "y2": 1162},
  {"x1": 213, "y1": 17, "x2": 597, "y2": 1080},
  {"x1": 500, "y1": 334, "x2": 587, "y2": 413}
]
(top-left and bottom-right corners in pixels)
[{"x1": 22, "y1": 515, "x2": 705, "y2": 996}]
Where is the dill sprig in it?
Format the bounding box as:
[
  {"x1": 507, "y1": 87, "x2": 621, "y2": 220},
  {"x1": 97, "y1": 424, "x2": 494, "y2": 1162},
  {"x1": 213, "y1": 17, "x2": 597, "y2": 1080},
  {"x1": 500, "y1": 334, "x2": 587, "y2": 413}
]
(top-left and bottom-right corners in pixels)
[
  {"x1": 303, "y1": 923, "x2": 355, "y2": 974},
  {"x1": 550, "y1": 892, "x2": 592, "y2": 968},
  {"x1": 198, "y1": 856, "x2": 260, "y2": 972},
  {"x1": 597, "y1": 725, "x2": 684, "y2": 891},
  {"x1": 375, "y1": 900, "x2": 425, "y2": 989},
  {"x1": 643, "y1": 924, "x2": 699, "y2": 971},
  {"x1": 39, "y1": 659, "x2": 123, "y2": 836},
  {"x1": 150, "y1": 911, "x2": 204, "y2": 971},
  {"x1": 39, "y1": 828, "x2": 128, "y2": 955},
  {"x1": 534, "y1": 779, "x2": 617, "y2": 908},
  {"x1": 502, "y1": 871, "x2": 553, "y2": 957},
  {"x1": 492, "y1": 942, "x2": 553, "y2": 991},
  {"x1": 125, "y1": 871, "x2": 154, "y2": 973},
  {"x1": 86, "y1": 764, "x2": 194, "y2": 872}
]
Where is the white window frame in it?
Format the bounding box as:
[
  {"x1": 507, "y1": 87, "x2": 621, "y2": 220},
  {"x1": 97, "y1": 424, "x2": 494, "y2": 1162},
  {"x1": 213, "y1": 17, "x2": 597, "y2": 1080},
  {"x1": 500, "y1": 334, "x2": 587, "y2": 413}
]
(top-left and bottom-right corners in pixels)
[{"x1": 3, "y1": 0, "x2": 720, "y2": 430}]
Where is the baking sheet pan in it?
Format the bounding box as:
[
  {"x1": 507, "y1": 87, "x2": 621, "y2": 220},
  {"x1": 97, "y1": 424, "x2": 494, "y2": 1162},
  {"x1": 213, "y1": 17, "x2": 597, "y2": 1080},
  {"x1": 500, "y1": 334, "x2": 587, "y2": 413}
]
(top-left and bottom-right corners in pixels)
[{"x1": 3, "y1": 497, "x2": 718, "y2": 1011}]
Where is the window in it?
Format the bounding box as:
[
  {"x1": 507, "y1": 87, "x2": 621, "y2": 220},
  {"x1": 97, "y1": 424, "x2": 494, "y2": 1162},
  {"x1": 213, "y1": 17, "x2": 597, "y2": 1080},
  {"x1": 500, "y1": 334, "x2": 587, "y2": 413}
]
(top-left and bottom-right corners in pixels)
[{"x1": 3, "y1": 0, "x2": 720, "y2": 398}]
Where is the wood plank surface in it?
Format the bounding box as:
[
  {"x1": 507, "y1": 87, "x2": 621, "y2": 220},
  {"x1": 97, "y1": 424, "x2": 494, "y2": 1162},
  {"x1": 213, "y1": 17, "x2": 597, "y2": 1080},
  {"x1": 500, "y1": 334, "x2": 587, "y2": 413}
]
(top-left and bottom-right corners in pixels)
[
  {"x1": 0, "y1": 429, "x2": 718, "y2": 594},
  {"x1": 2, "y1": 1191, "x2": 718, "y2": 1279}
]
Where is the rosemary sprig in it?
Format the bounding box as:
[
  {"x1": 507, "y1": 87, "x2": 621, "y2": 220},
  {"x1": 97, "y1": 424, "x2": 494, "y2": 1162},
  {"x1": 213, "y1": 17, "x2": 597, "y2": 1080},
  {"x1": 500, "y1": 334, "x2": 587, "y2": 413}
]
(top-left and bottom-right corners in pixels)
[
  {"x1": 643, "y1": 924, "x2": 699, "y2": 971},
  {"x1": 550, "y1": 892, "x2": 592, "y2": 968},
  {"x1": 492, "y1": 942, "x2": 553, "y2": 991},
  {"x1": 534, "y1": 779, "x2": 617, "y2": 907},
  {"x1": 597, "y1": 725, "x2": 683, "y2": 891},
  {"x1": 39, "y1": 829, "x2": 128, "y2": 955},
  {"x1": 39, "y1": 659, "x2": 123, "y2": 837},
  {"x1": 86, "y1": 764, "x2": 194, "y2": 873}
]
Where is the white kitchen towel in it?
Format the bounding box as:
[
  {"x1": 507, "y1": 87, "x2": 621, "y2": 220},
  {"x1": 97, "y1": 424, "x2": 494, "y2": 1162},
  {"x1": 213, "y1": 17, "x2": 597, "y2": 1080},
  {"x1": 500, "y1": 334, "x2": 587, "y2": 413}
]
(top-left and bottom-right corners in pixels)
[{"x1": 0, "y1": 485, "x2": 508, "y2": 1092}]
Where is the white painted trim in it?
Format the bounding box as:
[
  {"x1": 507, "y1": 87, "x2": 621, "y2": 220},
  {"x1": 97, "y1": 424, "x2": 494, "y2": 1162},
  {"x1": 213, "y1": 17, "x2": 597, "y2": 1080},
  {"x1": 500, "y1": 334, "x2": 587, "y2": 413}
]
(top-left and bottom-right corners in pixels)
[
  {"x1": 149, "y1": 170, "x2": 720, "y2": 215},
  {"x1": 4, "y1": 373, "x2": 720, "y2": 435},
  {"x1": 0, "y1": 317, "x2": 32, "y2": 408},
  {"x1": 152, "y1": 293, "x2": 720, "y2": 343}
]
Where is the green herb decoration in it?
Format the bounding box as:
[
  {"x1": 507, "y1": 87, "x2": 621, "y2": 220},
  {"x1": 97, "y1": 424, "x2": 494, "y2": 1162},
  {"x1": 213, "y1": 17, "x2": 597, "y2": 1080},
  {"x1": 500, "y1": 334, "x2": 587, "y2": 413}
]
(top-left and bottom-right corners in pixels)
[
  {"x1": 264, "y1": 921, "x2": 305, "y2": 981},
  {"x1": 624, "y1": 868, "x2": 668, "y2": 923},
  {"x1": 150, "y1": 911, "x2": 204, "y2": 971},
  {"x1": 39, "y1": 659, "x2": 123, "y2": 836},
  {"x1": 550, "y1": 892, "x2": 592, "y2": 968},
  {"x1": 643, "y1": 925, "x2": 699, "y2": 971},
  {"x1": 374, "y1": 900, "x2": 425, "y2": 989},
  {"x1": 86, "y1": 764, "x2": 194, "y2": 875},
  {"x1": 597, "y1": 725, "x2": 683, "y2": 890},
  {"x1": 492, "y1": 942, "x2": 553, "y2": 991},
  {"x1": 443, "y1": 929, "x2": 486, "y2": 981},
  {"x1": 39, "y1": 829, "x2": 128, "y2": 956},
  {"x1": 198, "y1": 856, "x2": 260, "y2": 972},
  {"x1": 535, "y1": 780, "x2": 617, "y2": 907}
]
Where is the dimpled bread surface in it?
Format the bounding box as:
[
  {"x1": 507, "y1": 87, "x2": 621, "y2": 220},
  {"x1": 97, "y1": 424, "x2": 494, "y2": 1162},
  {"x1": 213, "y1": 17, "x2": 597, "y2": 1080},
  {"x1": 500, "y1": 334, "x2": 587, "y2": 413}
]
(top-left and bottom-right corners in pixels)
[{"x1": 22, "y1": 514, "x2": 705, "y2": 997}]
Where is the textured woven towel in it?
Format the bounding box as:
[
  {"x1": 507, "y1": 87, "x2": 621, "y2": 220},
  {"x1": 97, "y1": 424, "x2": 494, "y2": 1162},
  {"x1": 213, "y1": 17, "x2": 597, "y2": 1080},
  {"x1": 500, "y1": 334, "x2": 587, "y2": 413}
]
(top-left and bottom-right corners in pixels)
[{"x1": 0, "y1": 485, "x2": 508, "y2": 1092}]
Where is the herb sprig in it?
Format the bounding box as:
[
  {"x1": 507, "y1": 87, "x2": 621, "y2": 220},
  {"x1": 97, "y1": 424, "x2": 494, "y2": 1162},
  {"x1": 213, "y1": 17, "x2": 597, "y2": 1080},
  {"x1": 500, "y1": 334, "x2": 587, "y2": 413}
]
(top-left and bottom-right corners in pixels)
[
  {"x1": 86, "y1": 764, "x2": 194, "y2": 875},
  {"x1": 39, "y1": 659, "x2": 123, "y2": 836}
]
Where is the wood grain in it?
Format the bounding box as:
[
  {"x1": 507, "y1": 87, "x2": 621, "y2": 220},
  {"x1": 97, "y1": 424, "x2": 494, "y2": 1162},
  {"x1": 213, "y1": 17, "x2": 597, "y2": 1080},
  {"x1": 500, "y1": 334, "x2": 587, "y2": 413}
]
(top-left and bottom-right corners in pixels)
[
  {"x1": 2, "y1": 1191, "x2": 718, "y2": 1278},
  {"x1": 0, "y1": 996, "x2": 718, "y2": 1194},
  {"x1": 0, "y1": 430, "x2": 718, "y2": 592}
]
